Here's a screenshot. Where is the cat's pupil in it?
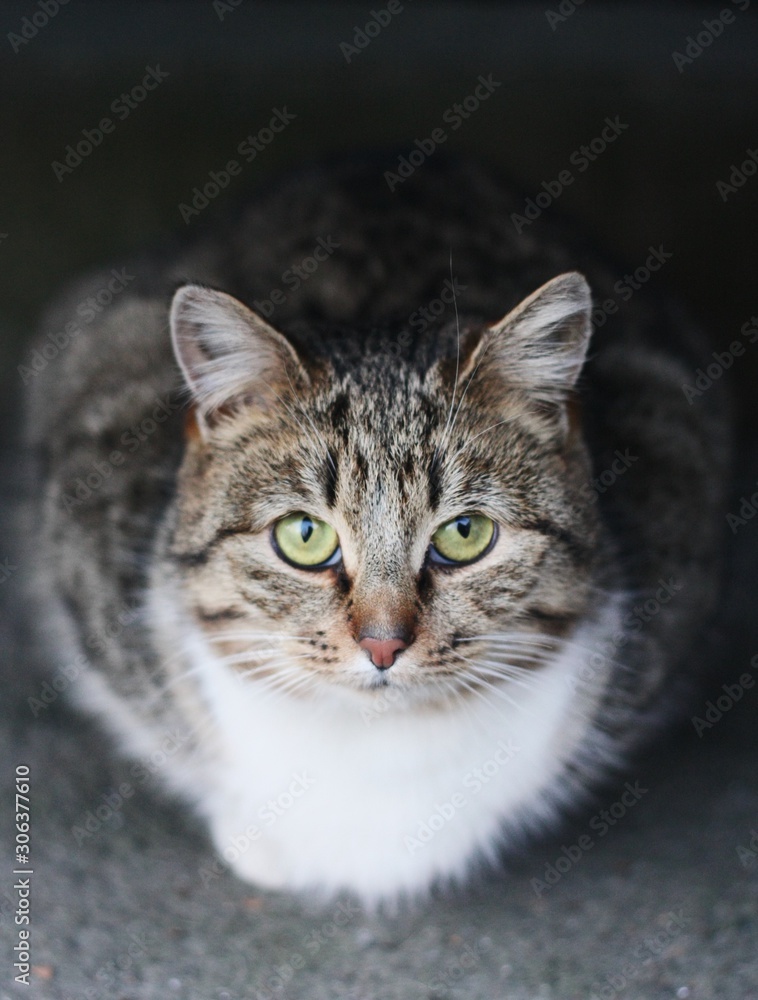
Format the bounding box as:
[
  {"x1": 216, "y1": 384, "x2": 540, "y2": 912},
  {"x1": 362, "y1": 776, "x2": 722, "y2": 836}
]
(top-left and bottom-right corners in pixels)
[
  {"x1": 300, "y1": 517, "x2": 314, "y2": 544},
  {"x1": 456, "y1": 517, "x2": 471, "y2": 538}
]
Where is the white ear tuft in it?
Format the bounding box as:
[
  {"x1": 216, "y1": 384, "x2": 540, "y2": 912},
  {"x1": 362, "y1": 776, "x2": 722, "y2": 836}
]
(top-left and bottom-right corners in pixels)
[
  {"x1": 474, "y1": 272, "x2": 593, "y2": 401},
  {"x1": 169, "y1": 284, "x2": 307, "y2": 428}
]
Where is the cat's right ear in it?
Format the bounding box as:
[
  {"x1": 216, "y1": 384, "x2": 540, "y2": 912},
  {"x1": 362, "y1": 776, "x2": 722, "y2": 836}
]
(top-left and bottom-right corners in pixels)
[
  {"x1": 170, "y1": 284, "x2": 309, "y2": 437},
  {"x1": 467, "y1": 271, "x2": 593, "y2": 403}
]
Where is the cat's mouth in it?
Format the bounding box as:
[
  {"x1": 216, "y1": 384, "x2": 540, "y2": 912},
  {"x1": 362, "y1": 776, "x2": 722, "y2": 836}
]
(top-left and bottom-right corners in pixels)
[{"x1": 368, "y1": 673, "x2": 391, "y2": 689}]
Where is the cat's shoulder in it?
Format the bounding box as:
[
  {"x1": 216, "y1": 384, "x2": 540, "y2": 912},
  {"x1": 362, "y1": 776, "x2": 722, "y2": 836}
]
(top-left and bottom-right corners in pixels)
[{"x1": 25, "y1": 266, "x2": 176, "y2": 448}]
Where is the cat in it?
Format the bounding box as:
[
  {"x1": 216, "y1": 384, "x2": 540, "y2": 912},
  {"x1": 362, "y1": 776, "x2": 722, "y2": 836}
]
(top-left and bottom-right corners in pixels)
[{"x1": 25, "y1": 154, "x2": 730, "y2": 904}]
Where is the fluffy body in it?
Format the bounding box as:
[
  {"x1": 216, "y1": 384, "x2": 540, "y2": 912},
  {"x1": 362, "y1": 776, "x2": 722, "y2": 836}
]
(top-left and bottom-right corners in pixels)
[{"x1": 26, "y1": 156, "x2": 730, "y2": 903}]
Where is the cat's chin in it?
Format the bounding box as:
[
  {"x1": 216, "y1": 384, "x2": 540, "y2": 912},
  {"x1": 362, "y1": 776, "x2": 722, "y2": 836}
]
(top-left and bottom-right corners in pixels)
[
  {"x1": 330, "y1": 652, "x2": 462, "y2": 709},
  {"x1": 317, "y1": 673, "x2": 466, "y2": 717},
  {"x1": 323, "y1": 670, "x2": 460, "y2": 715}
]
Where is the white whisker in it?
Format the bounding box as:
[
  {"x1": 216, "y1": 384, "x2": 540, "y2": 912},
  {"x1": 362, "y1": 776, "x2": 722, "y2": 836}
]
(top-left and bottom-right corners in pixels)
[
  {"x1": 452, "y1": 655, "x2": 546, "y2": 696},
  {"x1": 457, "y1": 670, "x2": 534, "y2": 717},
  {"x1": 218, "y1": 650, "x2": 310, "y2": 670},
  {"x1": 204, "y1": 631, "x2": 310, "y2": 644}
]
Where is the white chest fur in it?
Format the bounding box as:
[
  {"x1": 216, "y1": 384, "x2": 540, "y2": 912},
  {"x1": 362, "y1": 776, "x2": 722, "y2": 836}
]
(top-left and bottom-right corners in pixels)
[{"x1": 173, "y1": 600, "x2": 621, "y2": 903}]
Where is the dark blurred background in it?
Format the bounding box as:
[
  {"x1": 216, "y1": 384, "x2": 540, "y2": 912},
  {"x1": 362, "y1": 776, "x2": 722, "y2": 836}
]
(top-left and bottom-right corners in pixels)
[
  {"x1": 2, "y1": 2, "x2": 757, "y2": 400},
  {"x1": 1, "y1": 4, "x2": 757, "y2": 999}
]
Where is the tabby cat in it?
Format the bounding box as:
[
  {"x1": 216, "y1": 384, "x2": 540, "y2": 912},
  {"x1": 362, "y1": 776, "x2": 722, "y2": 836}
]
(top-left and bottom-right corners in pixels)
[{"x1": 26, "y1": 155, "x2": 729, "y2": 903}]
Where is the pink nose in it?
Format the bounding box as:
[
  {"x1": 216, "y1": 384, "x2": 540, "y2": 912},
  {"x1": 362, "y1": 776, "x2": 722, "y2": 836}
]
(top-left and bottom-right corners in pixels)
[{"x1": 359, "y1": 636, "x2": 408, "y2": 670}]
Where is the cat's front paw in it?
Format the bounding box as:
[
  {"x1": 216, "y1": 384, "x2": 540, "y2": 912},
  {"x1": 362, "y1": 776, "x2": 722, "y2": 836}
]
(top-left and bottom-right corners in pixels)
[{"x1": 209, "y1": 817, "x2": 288, "y2": 890}]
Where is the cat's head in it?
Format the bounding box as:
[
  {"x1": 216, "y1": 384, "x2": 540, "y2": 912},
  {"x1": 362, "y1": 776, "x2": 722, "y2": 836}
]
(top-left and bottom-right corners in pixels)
[{"x1": 166, "y1": 273, "x2": 600, "y2": 707}]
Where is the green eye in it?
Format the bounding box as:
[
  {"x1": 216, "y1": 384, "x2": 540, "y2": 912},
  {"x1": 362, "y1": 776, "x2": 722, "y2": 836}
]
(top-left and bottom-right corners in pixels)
[
  {"x1": 430, "y1": 514, "x2": 496, "y2": 565},
  {"x1": 273, "y1": 512, "x2": 340, "y2": 568}
]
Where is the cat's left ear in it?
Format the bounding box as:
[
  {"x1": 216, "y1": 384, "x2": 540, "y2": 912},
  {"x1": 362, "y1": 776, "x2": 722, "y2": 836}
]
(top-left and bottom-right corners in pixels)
[
  {"x1": 170, "y1": 284, "x2": 309, "y2": 437},
  {"x1": 464, "y1": 271, "x2": 592, "y2": 404}
]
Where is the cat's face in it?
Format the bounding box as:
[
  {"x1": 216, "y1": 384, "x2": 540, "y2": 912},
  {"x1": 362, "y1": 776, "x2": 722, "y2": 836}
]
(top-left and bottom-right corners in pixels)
[{"x1": 166, "y1": 275, "x2": 600, "y2": 707}]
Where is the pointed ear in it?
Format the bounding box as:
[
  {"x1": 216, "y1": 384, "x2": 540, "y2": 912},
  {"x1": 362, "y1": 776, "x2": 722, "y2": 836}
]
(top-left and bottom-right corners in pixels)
[
  {"x1": 463, "y1": 272, "x2": 592, "y2": 403},
  {"x1": 170, "y1": 284, "x2": 309, "y2": 433}
]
